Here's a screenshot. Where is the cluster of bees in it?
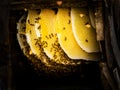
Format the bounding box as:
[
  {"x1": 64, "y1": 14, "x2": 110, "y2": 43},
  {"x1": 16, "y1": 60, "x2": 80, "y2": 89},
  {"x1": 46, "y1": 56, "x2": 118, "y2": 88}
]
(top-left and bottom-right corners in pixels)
[{"x1": 17, "y1": 8, "x2": 100, "y2": 75}]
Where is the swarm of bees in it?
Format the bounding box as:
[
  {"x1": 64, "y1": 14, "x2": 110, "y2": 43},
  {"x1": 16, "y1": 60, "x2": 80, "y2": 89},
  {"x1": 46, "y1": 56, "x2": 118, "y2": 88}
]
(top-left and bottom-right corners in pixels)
[{"x1": 17, "y1": 8, "x2": 100, "y2": 75}]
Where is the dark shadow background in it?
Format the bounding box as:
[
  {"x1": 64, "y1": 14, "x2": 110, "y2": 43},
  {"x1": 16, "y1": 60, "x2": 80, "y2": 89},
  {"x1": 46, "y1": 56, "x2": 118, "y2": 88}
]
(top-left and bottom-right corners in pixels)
[{"x1": 1, "y1": 0, "x2": 120, "y2": 90}]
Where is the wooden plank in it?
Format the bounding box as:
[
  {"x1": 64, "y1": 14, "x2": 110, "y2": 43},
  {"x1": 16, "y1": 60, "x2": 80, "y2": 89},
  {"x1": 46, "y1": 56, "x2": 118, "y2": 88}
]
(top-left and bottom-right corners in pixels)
[
  {"x1": 10, "y1": 1, "x2": 87, "y2": 10},
  {"x1": 9, "y1": 0, "x2": 103, "y2": 10}
]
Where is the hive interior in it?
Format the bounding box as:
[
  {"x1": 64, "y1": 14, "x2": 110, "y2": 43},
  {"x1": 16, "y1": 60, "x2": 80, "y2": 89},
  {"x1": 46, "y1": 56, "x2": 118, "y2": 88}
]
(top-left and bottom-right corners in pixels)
[{"x1": 17, "y1": 8, "x2": 101, "y2": 67}]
